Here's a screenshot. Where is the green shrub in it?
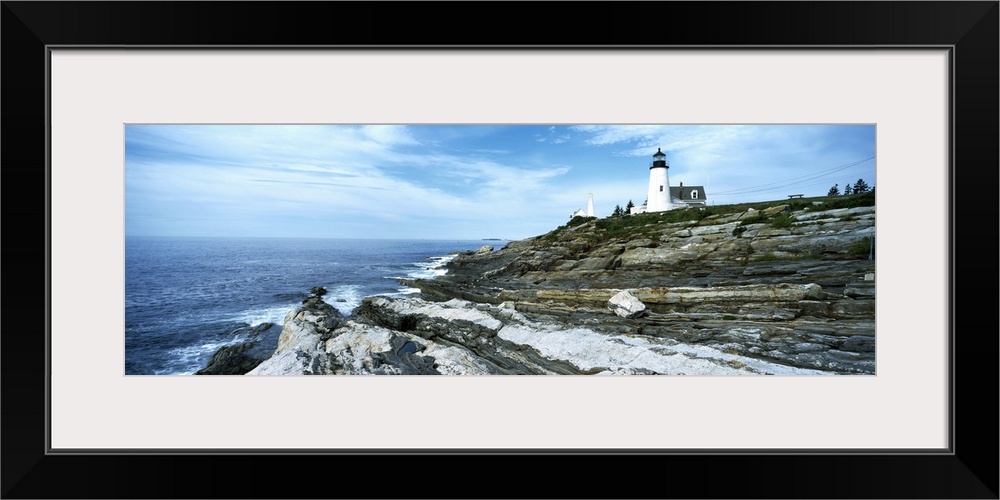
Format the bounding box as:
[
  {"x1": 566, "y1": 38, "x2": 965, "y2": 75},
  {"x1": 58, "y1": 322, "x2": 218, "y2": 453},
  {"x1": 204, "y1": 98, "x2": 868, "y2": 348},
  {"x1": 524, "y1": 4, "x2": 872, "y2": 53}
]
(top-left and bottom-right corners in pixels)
[
  {"x1": 786, "y1": 200, "x2": 814, "y2": 211},
  {"x1": 770, "y1": 213, "x2": 795, "y2": 229},
  {"x1": 739, "y1": 212, "x2": 766, "y2": 225},
  {"x1": 847, "y1": 237, "x2": 874, "y2": 256},
  {"x1": 820, "y1": 190, "x2": 876, "y2": 210}
]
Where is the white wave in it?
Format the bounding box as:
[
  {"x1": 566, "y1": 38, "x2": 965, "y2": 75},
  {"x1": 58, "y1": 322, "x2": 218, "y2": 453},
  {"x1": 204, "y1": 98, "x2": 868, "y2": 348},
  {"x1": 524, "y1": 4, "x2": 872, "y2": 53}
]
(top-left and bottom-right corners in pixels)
[
  {"x1": 228, "y1": 305, "x2": 295, "y2": 327},
  {"x1": 161, "y1": 337, "x2": 245, "y2": 375},
  {"x1": 406, "y1": 254, "x2": 458, "y2": 280},
  {"x1": 323, "y1": 284, "x2": 364, "y2": 315},
  {"x1": 407, "y1": 267, "x2": 449, "y2": 280}
]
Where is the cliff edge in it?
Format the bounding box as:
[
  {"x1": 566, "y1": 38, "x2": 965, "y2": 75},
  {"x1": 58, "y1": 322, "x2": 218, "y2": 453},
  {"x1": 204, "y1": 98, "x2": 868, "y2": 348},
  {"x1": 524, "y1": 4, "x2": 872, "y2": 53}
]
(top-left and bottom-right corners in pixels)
[{"x1": 208, "y1": 194, "x2": 877, "y2": 375}]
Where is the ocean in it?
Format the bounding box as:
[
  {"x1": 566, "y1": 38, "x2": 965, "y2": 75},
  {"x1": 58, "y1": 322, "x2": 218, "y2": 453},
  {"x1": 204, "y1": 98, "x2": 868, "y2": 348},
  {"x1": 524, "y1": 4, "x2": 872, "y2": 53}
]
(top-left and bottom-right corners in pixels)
[{"x1": 124, "y1": 237, "x2": 494, "y2": 375}]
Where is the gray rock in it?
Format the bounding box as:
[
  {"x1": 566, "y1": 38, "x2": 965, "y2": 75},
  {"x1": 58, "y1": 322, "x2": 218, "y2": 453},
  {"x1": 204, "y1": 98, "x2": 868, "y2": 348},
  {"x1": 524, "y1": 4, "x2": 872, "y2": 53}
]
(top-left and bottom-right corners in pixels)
[
  {"x1": 844, "y1": 283, "x2": 876, "y2": 298},
  {"x1": 762, "y1": 205, "x2": 790, "y2": 217},
  {"x1": 195, "y1": 341, "x2": 265, "y2": 375},
  {"x1": 608, "y1": 290, "x2": 647, "y2": 318},
  {"x1": 841, "y1": 335, "x2": 876, "y2": 353},
  {"x1": 370, "y1": 335, "x2": 440, "y2": 374},
  {"x1": 247, "y1": 201, "x2": 877, "y2": 375}
]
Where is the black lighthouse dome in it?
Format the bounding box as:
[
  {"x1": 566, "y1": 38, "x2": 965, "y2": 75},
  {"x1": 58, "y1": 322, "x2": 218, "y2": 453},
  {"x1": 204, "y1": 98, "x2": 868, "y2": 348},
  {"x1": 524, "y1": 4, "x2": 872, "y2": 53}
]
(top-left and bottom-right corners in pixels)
[{"x1": 651, "y1": 147, "x2": 668, "y2": 169}]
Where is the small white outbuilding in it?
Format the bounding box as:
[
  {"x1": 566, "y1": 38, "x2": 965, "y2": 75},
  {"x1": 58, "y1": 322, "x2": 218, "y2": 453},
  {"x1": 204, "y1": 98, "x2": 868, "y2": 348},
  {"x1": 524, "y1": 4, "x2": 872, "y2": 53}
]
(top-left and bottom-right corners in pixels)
[{"x1": 570, "y1": 193, "x2": 596, "y2": 219}]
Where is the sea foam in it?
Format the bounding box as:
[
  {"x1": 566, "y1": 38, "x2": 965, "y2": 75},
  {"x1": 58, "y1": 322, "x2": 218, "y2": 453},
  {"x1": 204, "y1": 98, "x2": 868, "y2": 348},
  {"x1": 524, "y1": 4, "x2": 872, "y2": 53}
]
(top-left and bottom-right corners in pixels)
[{"x1": 323, "y1": 284, "x2": 364, "y2": 315}]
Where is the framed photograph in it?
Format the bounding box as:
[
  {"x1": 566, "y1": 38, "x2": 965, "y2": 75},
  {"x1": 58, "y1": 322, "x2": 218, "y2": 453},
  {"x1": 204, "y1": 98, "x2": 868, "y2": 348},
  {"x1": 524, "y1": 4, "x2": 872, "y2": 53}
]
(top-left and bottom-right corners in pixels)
[{"x1": 4, "y1": 2, "x2": 996, "y2": 498}]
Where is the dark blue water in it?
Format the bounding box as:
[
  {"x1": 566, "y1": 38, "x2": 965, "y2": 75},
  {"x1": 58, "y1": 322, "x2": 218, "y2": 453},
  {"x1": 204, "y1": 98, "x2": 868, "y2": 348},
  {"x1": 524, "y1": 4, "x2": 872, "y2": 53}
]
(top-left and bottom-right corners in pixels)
[{"x1": 125, "y1": 237, "x2": 492, "y2": 375}]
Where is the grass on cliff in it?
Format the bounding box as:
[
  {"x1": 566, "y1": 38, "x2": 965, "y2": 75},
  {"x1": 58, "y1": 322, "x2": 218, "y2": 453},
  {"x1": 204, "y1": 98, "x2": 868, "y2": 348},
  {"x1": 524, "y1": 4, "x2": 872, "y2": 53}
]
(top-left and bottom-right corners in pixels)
[
  {"x1": 719, "y1": 190, "x2": 874, "y2": 215},
  {"x1": 848, "y1": 236, "x2": 875, "y2": 257},
  {"x1": 546, "y1": 208, "x2": 711, "y2": 244},
  {"x1": 540, "y1": 191, "x2": 875, "y2": 245}
]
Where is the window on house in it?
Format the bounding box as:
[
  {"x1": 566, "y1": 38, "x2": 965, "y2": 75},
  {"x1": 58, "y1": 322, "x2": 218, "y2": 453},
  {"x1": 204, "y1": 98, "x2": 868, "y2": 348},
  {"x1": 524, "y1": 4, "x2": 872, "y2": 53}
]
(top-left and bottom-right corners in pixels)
[
  {"x1": 691, "y1": 190, "x2": 699, "y2": 199},
  {"x1": 659, "y1": 185, "x2": 663, "y2": 192}
]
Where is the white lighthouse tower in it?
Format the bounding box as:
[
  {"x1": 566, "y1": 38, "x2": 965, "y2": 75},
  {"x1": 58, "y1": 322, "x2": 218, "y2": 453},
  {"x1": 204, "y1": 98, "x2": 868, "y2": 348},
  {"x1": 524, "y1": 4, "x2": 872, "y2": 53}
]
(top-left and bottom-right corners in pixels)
[
  {"x1": 645, "y1": 148, "x2": 672, "y2": 212},
  {"x1": 587, "y1": 193, "x2": 595, "y2": 217}
]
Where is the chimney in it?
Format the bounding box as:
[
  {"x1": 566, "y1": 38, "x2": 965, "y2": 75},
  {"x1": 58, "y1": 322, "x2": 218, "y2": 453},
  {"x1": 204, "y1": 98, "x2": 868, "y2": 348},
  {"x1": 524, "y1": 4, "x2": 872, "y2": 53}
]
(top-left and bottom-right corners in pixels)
[{"x1": 587, "y1": 193, "x2": 594, "y2": 217}]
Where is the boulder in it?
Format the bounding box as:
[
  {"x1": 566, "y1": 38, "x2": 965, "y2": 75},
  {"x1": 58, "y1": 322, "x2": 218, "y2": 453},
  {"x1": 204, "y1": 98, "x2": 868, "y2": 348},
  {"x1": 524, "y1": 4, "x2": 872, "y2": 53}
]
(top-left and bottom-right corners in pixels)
[
  {"x1": 608, "y1": 290, "x2": 647, "y2": 318},
  {"x1": 195, "y1": 322, "x2": 277, "y2": 375},
  {"x1": 195, "y1": 341, "x2": 265, "y2": 375},
  {"x1": 762, "y1": 205, "x2": 790, "y2": 217}
]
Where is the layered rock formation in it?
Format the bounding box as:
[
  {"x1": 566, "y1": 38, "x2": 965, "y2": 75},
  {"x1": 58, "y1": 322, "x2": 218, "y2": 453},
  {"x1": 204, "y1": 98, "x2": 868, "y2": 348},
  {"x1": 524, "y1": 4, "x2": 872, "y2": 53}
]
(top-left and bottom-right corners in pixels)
[
  {"x1": 206, "y1": 195, "x2": 877, "y2": 375},
  {"x1": 398, "y1": 198, "x2": 876, "y2": 374},
  {"x1": 238, "y1": 293, "x2": 831, "y2": 375}
]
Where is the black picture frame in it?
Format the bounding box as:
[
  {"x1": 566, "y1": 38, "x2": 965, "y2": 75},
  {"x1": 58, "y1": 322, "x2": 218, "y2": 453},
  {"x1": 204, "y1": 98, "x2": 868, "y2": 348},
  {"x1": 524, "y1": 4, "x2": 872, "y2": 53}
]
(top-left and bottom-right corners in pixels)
[{"x1": 3, "y1": 2, "x2": 997, "y2": 498}]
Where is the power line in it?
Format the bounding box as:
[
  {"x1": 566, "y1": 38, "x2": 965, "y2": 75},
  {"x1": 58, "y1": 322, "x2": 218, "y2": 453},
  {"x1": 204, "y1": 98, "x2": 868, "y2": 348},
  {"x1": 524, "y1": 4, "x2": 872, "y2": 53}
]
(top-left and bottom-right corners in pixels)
[
  {"x1": 711, "y1": 156, "x2": 873, "y2": 195},
  {"x1": 710, "y1": 156, "x2": 875, "y2": 196}
]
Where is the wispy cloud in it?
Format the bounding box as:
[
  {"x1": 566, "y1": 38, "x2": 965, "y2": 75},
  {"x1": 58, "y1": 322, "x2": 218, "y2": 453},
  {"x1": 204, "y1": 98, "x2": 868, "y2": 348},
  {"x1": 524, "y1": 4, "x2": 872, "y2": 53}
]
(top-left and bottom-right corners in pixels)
[{"x1": 126, "y1": 124, "x2": 875, "y2": 239}]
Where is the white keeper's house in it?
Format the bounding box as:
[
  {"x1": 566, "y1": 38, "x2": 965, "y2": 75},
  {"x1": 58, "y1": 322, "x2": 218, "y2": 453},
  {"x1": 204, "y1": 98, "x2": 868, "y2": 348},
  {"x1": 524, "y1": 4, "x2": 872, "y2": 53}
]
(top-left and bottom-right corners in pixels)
[{"x1": 630, "y1": 148, "x2": 707, "y2": 214}]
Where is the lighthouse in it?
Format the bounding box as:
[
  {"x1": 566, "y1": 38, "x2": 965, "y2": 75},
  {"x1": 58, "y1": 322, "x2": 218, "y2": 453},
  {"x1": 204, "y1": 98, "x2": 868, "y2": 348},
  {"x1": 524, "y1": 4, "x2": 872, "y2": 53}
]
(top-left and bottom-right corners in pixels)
[
  {"x1": 630, "y1": 147, "x2": 708, "y2": 214},
  {"x1": 645, "y1": 148, "x2": 672, "y2": 212}
]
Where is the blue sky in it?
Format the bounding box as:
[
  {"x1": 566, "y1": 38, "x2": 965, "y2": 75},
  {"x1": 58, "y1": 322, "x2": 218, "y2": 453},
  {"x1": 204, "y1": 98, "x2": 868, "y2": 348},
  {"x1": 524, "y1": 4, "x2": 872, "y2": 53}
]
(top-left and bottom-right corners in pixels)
[{"x1": 125, "y1": 124, "x2": 875, "y2": 240}]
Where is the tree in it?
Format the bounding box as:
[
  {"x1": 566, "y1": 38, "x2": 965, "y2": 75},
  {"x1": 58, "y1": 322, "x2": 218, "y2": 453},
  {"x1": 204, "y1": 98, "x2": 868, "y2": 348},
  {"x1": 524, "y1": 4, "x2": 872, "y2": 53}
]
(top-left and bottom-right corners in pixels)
[
  {"x1": 843, "y1": 183, "x2": 853, "y2": 195},
  {"x1": 625, "y1": 200, "x2": 635, "y2": 215},
  {"x1": 827, "y1": 184, "x2": 839, "y2": 196},
  {"x1": 612, "y1": 204, "x2": 623, "y2": 217},
  {"x1": 853, "y1": 178, "x2": 870, "y2": 194}
]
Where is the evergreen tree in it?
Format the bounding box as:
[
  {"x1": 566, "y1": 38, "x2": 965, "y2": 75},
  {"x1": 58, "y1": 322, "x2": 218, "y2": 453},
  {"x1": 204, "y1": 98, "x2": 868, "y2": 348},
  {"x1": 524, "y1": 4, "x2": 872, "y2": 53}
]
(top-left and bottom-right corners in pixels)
[
  {"x1": 625, "y1": 200, "x2": 635, "y2": 214},
  {"x1": 843, "y1": 183, "x2": 853, "y2": 195},
  {"x1": 613, "y1": 204, "x2": 623, "y2": 217},
  {"x1": 827, "y1": 184, "x2": 839, "y2": 196},
  {"x1": 853, "y1": 178, "x2": 870, "y2": 194}
]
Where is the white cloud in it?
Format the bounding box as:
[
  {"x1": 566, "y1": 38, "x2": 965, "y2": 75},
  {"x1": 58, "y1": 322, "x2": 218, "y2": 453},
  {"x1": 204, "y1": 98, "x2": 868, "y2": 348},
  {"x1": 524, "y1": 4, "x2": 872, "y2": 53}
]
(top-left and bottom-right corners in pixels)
[
  {"x1": 126, "y1": 124, "x2": 874, "y2": 239},
  {"x1": 571, "y1": 125, "x2": 672, "y2": 147},
  {"x1": 361, "y1": 125, "x2": 419, "y2": 146}
]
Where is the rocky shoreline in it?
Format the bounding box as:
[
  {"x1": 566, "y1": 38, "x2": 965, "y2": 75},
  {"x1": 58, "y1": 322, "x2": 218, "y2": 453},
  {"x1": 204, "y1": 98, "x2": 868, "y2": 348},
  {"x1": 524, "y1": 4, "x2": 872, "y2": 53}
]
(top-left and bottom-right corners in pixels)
[{"x1": 199, "y1": 198, "x2": 876, "y2": 375}]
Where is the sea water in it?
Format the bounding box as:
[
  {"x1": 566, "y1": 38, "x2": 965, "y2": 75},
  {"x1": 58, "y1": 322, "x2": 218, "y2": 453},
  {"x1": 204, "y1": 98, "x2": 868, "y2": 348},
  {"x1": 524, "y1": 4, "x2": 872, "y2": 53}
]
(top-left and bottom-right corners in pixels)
[{"x1": 124, "y1": 237, "x2": 493, "y2": 375}]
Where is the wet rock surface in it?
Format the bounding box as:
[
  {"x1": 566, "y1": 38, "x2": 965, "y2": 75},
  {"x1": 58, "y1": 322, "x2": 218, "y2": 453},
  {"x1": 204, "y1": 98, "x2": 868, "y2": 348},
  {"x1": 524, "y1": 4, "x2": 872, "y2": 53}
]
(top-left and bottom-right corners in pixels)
[{"x1": 195, "y1": 322, "x2": 278, "y2": 375}]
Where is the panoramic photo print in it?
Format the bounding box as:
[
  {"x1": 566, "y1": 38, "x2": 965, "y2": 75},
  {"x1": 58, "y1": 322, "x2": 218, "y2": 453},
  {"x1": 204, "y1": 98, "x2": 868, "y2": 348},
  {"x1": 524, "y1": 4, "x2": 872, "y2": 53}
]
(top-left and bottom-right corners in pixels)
[{"x1": 125, "y1": 124, "x2": 876, "y2": 375}]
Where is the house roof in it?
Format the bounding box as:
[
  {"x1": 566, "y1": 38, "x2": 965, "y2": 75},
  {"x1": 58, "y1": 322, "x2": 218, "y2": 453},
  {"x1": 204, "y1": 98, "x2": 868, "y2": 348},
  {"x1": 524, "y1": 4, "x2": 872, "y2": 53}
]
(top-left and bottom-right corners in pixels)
[{"x1": 670, "y1": 185, "x2": 707, "y2": 200}]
